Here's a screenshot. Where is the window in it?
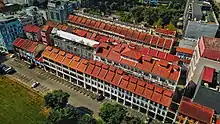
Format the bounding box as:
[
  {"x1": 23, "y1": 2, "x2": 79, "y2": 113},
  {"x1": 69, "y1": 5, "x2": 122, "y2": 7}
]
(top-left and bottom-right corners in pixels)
[
  {"x1": 50, "y1": 12, "x2": 54, "y2": 19},
  {"x1": 56, "y1": 13, "x2": 60, "y2": 20}
]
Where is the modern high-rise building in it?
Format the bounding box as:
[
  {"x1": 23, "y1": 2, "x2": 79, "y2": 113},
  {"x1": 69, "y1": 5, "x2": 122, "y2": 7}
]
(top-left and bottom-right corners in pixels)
[{"x1": 0, "y1": 15, "x2": 23, "y2": 52}]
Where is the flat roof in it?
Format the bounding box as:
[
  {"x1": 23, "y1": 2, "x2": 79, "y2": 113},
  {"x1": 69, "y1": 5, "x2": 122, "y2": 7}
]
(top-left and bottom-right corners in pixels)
[
  {"x1": 178, "y1": 38, "x2": 197, "y2": 50},
  {"x1": 194, "y1": 86, "x2": 220, "y2": 114}
]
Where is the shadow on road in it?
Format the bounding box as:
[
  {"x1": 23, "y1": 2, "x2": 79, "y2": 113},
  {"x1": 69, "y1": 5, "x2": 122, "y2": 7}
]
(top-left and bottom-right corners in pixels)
[{"x1": 76, "y1": 106, "x2": 94, "y2": 115}]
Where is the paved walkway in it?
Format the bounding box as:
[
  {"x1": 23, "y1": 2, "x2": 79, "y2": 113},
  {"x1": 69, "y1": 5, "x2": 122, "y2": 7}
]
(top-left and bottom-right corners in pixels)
[{"x1": 4, "y1": 58, "x2": 101, "y2": 117}]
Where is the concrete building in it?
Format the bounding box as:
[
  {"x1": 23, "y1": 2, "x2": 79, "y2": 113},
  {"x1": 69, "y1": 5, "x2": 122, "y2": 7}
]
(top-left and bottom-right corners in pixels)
[
  {"x1": 13, "y1": 38, "x2": 46, "y2": 64},
  {"x1": 24, "y1": 24, "x2": 41, "y2": 41},
  {"x1": 187, "y1": 36, "x2": 220, "y2": 84},
  {"x1": 41, "y1": 25, "x2": 53, "y2": 46},
  {"x1": 192, "y1": 66, "x2": 220, "y2": 115},
  {"x1": 0, "y1": 15, "x2": 23, "y2": 52},
  {"x1": 25, "y1": 6, "x2": 44, "y2": 26},
  {"x1": 51, "y1": 28, "x2": 99, "y2": 59},
  {"x1": 183, "y1": 0, "x2": 219, "y2": 39},
  {"x1": 47, "y1": 0, "x2": 75, "y2": 23},
  {"x1": 176, "y1": 38, "x2": 197, "y2": 64},
  {"x1": 67, "y1": 15, "x2": 175, "y2": 53},
  {"x1": 41, "y1": 46, "x2": 178, "y2": 123},
  {"x1": 176, "y1": 97, "x2": 214, "y2": 124},
  {"x1": 95, "y1": 42, "x2": 180, "y2": 91}
]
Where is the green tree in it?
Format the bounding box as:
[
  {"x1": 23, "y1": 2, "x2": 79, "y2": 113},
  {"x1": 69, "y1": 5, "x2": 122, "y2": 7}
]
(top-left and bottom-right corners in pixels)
[
  {"x1": 47, "y1": 105, "x2": 80, "y2": 124},
  {"x1": 121, "y1": 115, "x2": 143, "y2": 124},
  {"x1": 44, "y1": 90, "x2": 70, "y2": 109},
  {"x1": 99, "y1": 103, "x2": 127, "y2": 124},
  {"x1": 78, "y1": 114, "x2": 97, "y2": 124}
]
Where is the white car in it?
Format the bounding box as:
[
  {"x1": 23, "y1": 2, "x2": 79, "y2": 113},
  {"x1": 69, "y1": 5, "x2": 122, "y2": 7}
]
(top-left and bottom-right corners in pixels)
[{"x1": 31, "y1": 82, "x2": 40, "y2": 88}]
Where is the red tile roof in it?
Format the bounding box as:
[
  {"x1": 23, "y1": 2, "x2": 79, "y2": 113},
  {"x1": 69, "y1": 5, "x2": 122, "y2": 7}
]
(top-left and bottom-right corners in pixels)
[
  {"x1": 67, "y1": 15, "x2": 175, "y2": 50},
  {"x1": 42, "y1": 46, "x2": 175, "y2": 107},
  {"x1": 202, "y1": 66, "x2": 215, "y2": 83},
  {"x1": 13, "y1": 38, "x2": 40, "y2": 53},
  {"x1": 96, "y1": 42, "x2": 180, "y2": 82},
  {"x1": 199, "y1": 36, "x2": 220, "y2": 61},
  {"x1": 179, "y1": 97, "x2": 214, "y2": 124},
  {"x1": 176, "y1": 47, "x2": 194, "y2": 55},
  {"x1": 24, "y1": 24, "x2": 41, "y2": 33},
  {"x1": 121, "y1": 47, "x2": 142, "y2": 60},
  {"x1": 155, "y1": 28, "x2": 176, "y2": 37}
]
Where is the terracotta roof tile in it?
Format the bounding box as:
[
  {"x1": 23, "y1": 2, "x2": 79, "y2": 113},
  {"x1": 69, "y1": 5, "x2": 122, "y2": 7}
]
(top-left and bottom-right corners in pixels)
[
  {"x1": 75, "y1": 16, "x2": 82, "y2": 24},
  {"x1": 105, "y1": 70, "x2": 115, "y2": 82},
  {"x1": 149, "y1": 49, "x2": 158, "y2": 57},
  {"x1": 85, "y1": 19, "x2": 91, "y2": 26},
  {"x1": 77, "y1": 59, "x2": 88, "y2": 73},
  {"x1": 160, "y1": 95, "x2": 172, "y2": 107},
  {"x1": 163, "y1": 90, "x2": 173, "y2": 97},
  {"x1": 125, "y1": 30, "x2": 133, "y2": 38},
  {"x1": 69, "y1": 56, "x2": 81, "y2": 70},
  {"x1": 158, "y1": 38, "x2": 165, "y2": 47},
  {"x1": 98, "y1": 67, "x2": 108, "y2": 80},
  {"x1": 115, "y1": 27, "x2": 122, "y2": 34},
  {"x1": 109, "y1": 25, "x2": 117, "y2": 32},
  {"x1": 80, "y1": 17, "x2": 87, "y2": 24},
  {"x1": 135, "y1": 85, "x2": 145, "y2": 96},
  {"x1": 179, "y1": 97, "x2": 214, "y2": 124},
  {"x1": 104, "y1": 24, "x2": 111, "y2": 30},
  {"x1": 120, "y1": 58, "x2": 136, "y2": 67},
  {"x1": 144, "y1": 35, "x2": 152, "y2": 44},
  {"x1": 131, "y1": 31, "x2": 140, "y2": 40},
  {"x1": 152, "y1": 61, "x2": 172, "y2": 79},
  {"x1": 157, "y1": 51, "x2": 167, "y2": 59},
  {"x1": 94, "y1": 21, "x2": 101, "y2": 29},
  {"x1": 164, "y1": 39, "x2": 173, "y2": 49},
  {"x1": 137, "y1": 80, "x2": 146, "y2": 87},
  {"x1": 176, "y1": 47, "x2": 194, "y2": 55},
  {"x1": 138, "y1": 32, "x2": 147, "y2": 41},
  {"x1": 62, "y1": 53, "x2": 73, "y2": 66},
  {"x1": 112, "y1": 73, "x2": 122, "y2": 86},
  {"x1": 120, "y1": 28, "x2": 128, "y2": 36},
  {"x1": 143, "y1": 88, "x2": 153, "y2": 99},
  {"x1": 127, "y1": 83, "x2": 137, "y2": 92},
  {"x1": 151, "y1": 36, "x2": 159, "y2": 46},
  {"x1": 147, "y1": 83, "x2": 154, "y2": 90},
  {"x1": 85, "y1": 64, "x2": 95, "y2": 75},
  {"x1": 119, "y1": 79, "x2": 129, "y2": 89},
  {"x1": 151, "y1": 92, "x2": 162, "y2": 103},
  {"x1": 99, "y1": 23, "x2": 106, "y2": 29}
]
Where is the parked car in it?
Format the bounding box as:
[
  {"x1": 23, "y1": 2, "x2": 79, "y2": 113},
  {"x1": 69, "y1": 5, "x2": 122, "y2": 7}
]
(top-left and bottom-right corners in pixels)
[
  {"x1": 28, "y1": 64, "x2": 36, "y2": 69},
  {"x1": 0, "y1": 64, "x2": 16, "y2": 74},
  {"x1": 31, "y1": 82, "x2": 40, "y2": 88},
  {"x1": 96, "y1": 94, "x2": 105, "y2": 101}
]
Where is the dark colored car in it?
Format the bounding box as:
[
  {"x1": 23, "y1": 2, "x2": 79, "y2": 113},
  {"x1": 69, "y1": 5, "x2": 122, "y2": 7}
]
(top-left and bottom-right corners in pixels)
[
  {"x1": 0, "y1": 64, "x2": 16, "y2": 74},
  {"x1": 28, "y1": 64, "x2": 36, "y2": 69},
  {"x1": 96, "y1": 94, "x2": 105, "y2": 101}
]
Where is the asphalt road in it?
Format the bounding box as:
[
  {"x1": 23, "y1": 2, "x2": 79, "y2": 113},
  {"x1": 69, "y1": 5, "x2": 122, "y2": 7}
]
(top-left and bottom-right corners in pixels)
[{"x1": 4, "y1": 58, "x2": 101, "y2": 116}]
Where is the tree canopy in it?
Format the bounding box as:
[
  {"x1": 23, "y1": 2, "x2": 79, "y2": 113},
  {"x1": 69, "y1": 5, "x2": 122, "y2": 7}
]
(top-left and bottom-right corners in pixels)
[
  {"x1": 44, "y1": 90, "x2": 70, "y2": 109},
  {"x1": 47, "y1": 105, "x2": 80, "y2": 124},
  {"x1": 99, "y1": 102, "x2": 144, "y2": 124}
]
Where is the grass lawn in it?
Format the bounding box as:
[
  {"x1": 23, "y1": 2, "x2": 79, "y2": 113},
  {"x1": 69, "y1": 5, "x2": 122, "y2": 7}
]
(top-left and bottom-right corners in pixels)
[{"x1": 0, "y1": 76, "x2": 48, "y2": 124}]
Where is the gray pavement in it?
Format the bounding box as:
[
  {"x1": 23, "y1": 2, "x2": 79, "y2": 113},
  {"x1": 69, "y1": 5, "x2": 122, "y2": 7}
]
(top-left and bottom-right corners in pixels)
[{"x1": 4, "y1": 58, "x2": 101, "y2": 117}]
